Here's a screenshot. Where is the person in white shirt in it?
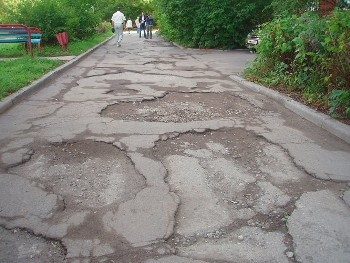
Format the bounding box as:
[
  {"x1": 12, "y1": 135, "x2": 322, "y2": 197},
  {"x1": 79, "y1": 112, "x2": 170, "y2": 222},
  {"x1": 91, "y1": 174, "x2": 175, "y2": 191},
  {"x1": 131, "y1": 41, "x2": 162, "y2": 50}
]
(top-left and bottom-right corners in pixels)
[
  {"x1": 111, "y1": 7, "x2": 126, "y2": 47},
  {"x1": 126, "y1": 18, "x2": 133, "y2": 34}
]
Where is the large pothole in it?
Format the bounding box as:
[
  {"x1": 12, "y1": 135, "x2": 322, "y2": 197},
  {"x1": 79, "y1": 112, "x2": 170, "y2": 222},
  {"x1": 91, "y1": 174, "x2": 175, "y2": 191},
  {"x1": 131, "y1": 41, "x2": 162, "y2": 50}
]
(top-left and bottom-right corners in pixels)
[
  {"x1": 9, "y1": 141, "x2": 146, "y2": 209},
  {"x1": 101, "y1": 92, "x2": 260, "y2": 123}
]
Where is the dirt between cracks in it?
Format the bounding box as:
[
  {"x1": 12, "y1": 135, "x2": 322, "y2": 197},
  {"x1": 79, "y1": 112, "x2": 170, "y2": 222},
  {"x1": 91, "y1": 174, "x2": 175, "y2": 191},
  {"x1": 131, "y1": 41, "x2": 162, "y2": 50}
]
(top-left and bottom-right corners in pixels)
[{"x1": 4, "y1": 89, "x2": 348, "y2": 262}]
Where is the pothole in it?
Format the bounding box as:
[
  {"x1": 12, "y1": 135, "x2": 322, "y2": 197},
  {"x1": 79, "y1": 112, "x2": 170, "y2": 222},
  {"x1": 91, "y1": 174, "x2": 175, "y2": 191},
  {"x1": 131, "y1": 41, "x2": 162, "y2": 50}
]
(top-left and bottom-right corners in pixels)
[
  {"x1": 101, "y1": 92, "x2": 259, "y2": 122},
  {"x1": 9, "y1": 141, "x2": 146, "y2": 209}
]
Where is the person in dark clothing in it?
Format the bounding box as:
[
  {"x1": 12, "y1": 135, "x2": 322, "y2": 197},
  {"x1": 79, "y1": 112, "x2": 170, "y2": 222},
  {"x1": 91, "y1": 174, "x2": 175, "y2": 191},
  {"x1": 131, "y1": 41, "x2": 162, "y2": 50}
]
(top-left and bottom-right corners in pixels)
[
  {"x1": 146, "y1": 14, "x2": 154, "y2": 39},
  {"x1": 139, "y1": 12, "x2": 147, "y2": 38}
]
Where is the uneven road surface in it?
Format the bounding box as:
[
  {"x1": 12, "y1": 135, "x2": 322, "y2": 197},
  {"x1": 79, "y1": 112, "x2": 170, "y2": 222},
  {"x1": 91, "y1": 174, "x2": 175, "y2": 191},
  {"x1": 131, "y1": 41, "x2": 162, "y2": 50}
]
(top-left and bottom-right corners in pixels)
[{"x1": 0, "y1": 32, "x2": 350, "y2": 263}]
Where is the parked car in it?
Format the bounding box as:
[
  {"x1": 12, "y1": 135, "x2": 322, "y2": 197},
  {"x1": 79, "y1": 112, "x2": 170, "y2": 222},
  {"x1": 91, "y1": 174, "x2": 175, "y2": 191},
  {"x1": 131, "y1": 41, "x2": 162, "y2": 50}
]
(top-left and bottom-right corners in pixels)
[{"x1": 245, "y1": 31, "x2": 260, "y2": 52}]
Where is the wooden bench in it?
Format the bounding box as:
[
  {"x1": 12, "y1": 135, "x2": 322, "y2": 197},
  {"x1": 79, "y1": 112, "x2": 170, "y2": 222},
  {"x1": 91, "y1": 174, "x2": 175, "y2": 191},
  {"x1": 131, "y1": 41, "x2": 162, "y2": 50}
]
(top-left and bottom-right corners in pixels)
[{"x1": 0, "y1": 24, "x2": 42, "y2": 57}]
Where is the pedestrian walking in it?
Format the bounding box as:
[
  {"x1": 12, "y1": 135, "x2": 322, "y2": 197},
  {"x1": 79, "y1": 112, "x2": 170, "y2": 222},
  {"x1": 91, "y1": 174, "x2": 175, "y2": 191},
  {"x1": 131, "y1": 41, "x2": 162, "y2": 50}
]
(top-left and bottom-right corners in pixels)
[
  {"x1": 126, "y1": 18, "x2": 133, "y2": 34},
  {"x1": 146, "y1": 14, "x2": 154, "y2": 39},
  {"x1": 111, "y1": 7, "x2": 126, "y2": 47},
  {"x1": 139, "y1": 12, "x2": 147, "y2": 38}
]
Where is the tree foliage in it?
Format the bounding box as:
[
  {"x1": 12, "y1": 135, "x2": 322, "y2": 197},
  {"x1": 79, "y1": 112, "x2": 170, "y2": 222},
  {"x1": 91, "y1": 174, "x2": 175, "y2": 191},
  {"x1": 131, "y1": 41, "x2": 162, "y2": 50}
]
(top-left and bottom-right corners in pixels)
[
  {"x1": 95, "y1": 0, "x2": 154, "y2": 22},
  {"x1": 269, "y1": 0, "x2": 318, "y2": 16},
  {"x1": 0, "y1": 0, "x2": 154, "y2": 43},
  {"x1": 154, "y1": 0, "x2": 273, "y2": 49}
]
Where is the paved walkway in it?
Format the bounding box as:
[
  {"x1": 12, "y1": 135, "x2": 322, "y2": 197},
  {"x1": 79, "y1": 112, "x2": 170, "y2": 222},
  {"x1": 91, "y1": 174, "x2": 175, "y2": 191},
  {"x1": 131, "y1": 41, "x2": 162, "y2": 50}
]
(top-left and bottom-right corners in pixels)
[{"x1": 0, "y1": 32, "x2": 350, "y2": 263}]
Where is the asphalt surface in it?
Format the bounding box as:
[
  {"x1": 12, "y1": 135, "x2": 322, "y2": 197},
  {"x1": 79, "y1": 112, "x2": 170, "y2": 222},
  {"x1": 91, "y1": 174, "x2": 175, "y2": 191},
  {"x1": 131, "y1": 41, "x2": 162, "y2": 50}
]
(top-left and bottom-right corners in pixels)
[
  {"x1": 0, "y1": 32, "x2": 350, "y2": 263},
  {"x1": 1, "y1": 37, "x2": 349, "y2": 144}
]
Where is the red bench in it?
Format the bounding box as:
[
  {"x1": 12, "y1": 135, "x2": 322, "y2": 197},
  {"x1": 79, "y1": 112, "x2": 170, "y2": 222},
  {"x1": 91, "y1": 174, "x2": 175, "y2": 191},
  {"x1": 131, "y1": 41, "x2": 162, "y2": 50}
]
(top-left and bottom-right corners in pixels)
[{"x1": 0, "y1": 24, "x2": 42, "y2": 57}]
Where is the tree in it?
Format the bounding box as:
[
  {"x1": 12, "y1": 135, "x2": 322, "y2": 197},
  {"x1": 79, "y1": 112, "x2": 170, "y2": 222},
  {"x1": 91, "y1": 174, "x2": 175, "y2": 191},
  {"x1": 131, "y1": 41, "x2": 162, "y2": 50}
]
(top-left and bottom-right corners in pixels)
[{"x1": 95, "y1": 0, "x2": 154, "y2": 22}]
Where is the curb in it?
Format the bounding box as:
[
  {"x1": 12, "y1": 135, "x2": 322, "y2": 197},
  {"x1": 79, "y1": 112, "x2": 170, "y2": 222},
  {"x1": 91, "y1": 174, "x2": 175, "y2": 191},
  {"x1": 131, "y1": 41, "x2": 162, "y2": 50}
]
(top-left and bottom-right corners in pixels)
[
  {"x1": 0, "y1": 36, "x2": 113, "y2": 115},
  {"x1": 231, "y1": 75, "x2": 350, "y2": 144}
]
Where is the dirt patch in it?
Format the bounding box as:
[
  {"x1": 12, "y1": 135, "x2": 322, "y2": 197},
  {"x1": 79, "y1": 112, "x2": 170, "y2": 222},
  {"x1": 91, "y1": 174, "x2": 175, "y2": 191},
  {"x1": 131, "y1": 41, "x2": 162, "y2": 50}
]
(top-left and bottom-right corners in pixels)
[{"x1": 101, "y1": 92, "x2": 261, "y2": 123}]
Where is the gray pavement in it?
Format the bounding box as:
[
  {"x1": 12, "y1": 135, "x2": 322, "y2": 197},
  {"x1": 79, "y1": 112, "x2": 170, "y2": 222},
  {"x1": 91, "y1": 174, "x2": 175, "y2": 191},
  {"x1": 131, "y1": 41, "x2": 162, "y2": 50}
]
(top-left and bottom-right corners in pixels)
[{"x1": 0, "y1": 31, "x2": 350, "y2": 263}]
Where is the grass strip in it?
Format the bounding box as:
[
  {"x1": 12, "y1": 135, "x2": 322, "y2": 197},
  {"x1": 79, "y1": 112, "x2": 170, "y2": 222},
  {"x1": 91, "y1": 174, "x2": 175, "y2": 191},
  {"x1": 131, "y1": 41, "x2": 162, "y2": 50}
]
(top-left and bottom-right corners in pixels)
[
  {"x1": 0, "y1": 31, "x2": 112, "y2": 100},
  {"x1": 0, "y1": 57, "x2": 63, "y2": 100}
]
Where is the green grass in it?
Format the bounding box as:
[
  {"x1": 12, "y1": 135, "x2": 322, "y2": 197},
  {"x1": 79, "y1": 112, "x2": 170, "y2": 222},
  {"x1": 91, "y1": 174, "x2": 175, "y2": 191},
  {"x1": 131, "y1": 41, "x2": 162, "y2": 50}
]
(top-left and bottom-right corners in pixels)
[
  {"x1": 40, "y1": 31, "x2": 112, "y2": 56},
  {"x1": 0, "y1": 31, "x2": 112, "y2": 100},
  {"x1": 0, "y1": 31, "x2": 112, "y2": 57},
  {"x1": 0, "y1": 58, "x2": 63, "y2": 100}
]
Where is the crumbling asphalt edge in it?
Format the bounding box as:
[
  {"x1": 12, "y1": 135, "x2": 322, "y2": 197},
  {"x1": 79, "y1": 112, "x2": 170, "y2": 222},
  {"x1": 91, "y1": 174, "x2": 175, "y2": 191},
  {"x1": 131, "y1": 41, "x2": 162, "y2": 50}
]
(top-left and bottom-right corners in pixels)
[{"x1": 230, "y1": 75, "x2": 350, "y2": 144}]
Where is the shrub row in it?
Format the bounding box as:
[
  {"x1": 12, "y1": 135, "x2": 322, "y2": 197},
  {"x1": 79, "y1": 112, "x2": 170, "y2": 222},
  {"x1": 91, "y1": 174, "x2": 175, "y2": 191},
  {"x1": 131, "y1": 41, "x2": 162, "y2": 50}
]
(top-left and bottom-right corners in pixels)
[{"x1": 245, "y1": 9, "x2": 350, "y2": 118}]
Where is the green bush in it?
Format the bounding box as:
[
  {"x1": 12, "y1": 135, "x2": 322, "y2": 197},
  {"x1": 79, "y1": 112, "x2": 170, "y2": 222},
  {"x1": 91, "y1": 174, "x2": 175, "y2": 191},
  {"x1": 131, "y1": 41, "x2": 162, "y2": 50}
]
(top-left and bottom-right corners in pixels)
[
  {"x1": 7, "y1": 0, "x2": 69, "y2": 44},
  {"x1": 154, "y1": 0, "x2": 198, "y2": 47},
  {"x1": 192, "y1": 1, "x2": 257, "y2": 49},
  {"x1": 154, "y1": 0, "x2": 273, "y2": 49},
  {"x1": 321, "y1": 10, "x2": 350, "y2": 92},
  {"x1": 3, "y1": 0, "x2": 154, "y2": 44},
  {"x1": 63, "y1": 0, "x2": 101, "y2": 40},
  {"x1": 251, "y1": 14, "x2": 326, "y2": 91},
  {"x1": 95, "y1": 21, "x2": 110, "y2": 34},
  {"x1": 245, "y1": 9, "x2": 350, "y2": 118},
  {"x1": 329, "y1": 90, "x2": 350, "y2": 118},
  {"x1": 5, "y1": 0, "x2": 101, "y2": 44}
]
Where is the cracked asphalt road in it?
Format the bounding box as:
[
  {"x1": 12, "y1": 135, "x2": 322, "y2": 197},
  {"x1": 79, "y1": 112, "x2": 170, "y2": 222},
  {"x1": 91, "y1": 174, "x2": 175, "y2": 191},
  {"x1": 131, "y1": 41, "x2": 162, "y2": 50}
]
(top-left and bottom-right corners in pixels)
[{"x1": 0, "y1": 32, "x2": 350, "y2": 263}]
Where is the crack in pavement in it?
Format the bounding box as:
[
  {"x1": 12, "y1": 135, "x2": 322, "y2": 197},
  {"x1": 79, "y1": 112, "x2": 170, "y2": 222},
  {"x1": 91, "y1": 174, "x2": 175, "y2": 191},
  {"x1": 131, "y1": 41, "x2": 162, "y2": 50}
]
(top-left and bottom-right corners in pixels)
[{"x1": 0, "y1": 33, "x2": 349, "y2": 263}]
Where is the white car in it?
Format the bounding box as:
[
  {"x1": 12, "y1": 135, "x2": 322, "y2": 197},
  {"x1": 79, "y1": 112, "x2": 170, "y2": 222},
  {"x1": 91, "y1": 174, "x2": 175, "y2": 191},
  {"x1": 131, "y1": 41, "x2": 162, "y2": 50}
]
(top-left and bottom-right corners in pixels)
[{"x1": 245, "y1": 32, "x2": 260, "y2": 51}]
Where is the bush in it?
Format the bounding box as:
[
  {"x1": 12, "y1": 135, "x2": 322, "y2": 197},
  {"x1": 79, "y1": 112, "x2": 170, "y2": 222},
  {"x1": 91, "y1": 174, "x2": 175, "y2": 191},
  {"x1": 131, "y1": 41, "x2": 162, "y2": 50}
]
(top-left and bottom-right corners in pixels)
[
  {"x1": 155, "y1": 0, "x2": 273, "y2": 49},
  {"x1": 250, "y1": 14, "x2": 326, "y2": 91},
  {"x1": 95, "y1": 21, "x2": 110, "y2": 34},
  {"x1": 321, "y1": 10, "x2": 350, "y2": 92},
  {"x1": 329, "y1": 90, "x2": 350, "y2": 118},
  {"x1": 245, "y1": 9, "x2": 350, "y2": 118},
  {"x1": 63, "y1": 0, "x2": 101, "y2": 40},
  {"x1": 3, "y1": 0, "x2": 154, "y2": 44},
  {"x1": 192, "y1": 1, "x2": 256, "y2": 49},
  {"x1": 6, "y1": 0, "x2": 101, "y2": 44},
  {"x1": 7, "y1": 0, "x2": 69, "y2": 44}
]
